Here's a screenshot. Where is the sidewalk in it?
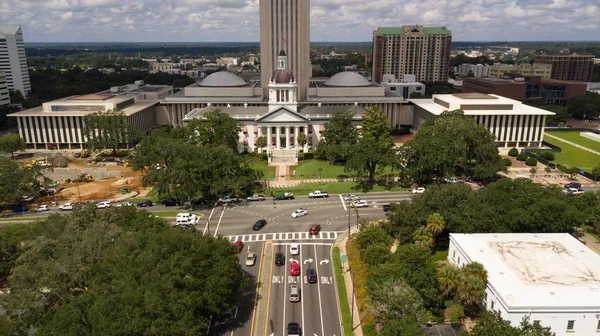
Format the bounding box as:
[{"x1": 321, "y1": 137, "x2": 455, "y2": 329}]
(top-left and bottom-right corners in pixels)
[
  {"x1": 580, "y1": 232, "x2": 600, "y2": 255},
  {"x1": 334, "y1": 230, "x2": 363, "y2": 336}
]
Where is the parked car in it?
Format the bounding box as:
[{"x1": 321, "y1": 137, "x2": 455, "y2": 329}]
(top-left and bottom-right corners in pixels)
[
  {"x1": 309, "y1": 224, "x2": 321, "y2": 235},
  {"x1": 287, "y1": 323, "x2": 301, "y2": 336},
  {"x1": 137, "y1": 200, "x2": 153, "y2": 207},
  {"x1": 96, "y1": 201, "x2": 111, "y2": 209},
  {"x1": 343, "y1": 194, "x2": 360, "y2": 201},
  {"x1": 13, "y1": 206, "x2": 28, "y2": 213},
  {"x1": 351, "y1": 200, "x2": 368, "y2": 208},
  {"x1": 291, "y1": 208, "x2": 308, "y2": 218},
  {"x1": 246, "y1": 252, "x2": 257, "y2": 266},
  {"x1": 444, "y1": 177, "x2": 463, "y2": 184},
  {"x1": 252, "y1": 219, "x2": 267, "y2": 231},
  {"x1": 274, "y1": 192, "x2": 294, "y2": 200},
  {"x1": 22, "y1": 195, "x2": 34, "y2": 202},
  {"x1": 176, "y1": 213, "x2": 198, "y2": 225},
  {"x1": 412, "y1": 187, "x2": 426, "y2": 194},
  {"x1": 218, "y1": 195, "x2": 239, "y2": 204},
  {"x1": 290, "y1": 262, "x2": 300, "y2": 276},
  {"x1": 247, "y1": 194, "x2": 266, "y2": 202},
  {"x1": 234, "y1": 240, "x2": 244, "y2": 253},
  {"x1": 563, "y1": 187, "x2": 584, "y2": 195},
  {"x1": 290, "y1": 243, "x2": 299, "y2": 255},
  {"x1": 308, "y1": 190, "x2": 329, "y2": 198},
  {"x1": 162, "y1": 199, "x2": 180, "y2": 206},
  {"x1": 275, "y1": 252, "x2": 285, "y2": 266},
  {"x1": 306, "y1": 268, "x2": 317, "y2": 283},
  {"x1": 289, "y1": 285, "x2": 301, "y2": 302},
  {"x1": 58, "y1": 203, "x2": 74, "y2": 211},
  {"x1": 565, "y1": 182, "x2": 582, "y2": 189},
  {"x1": 35, "y1": 205, "x2": 49, "y2": 212},
  {"x1": 117, "y1": 202, "x2": 133, "y2": 207}
]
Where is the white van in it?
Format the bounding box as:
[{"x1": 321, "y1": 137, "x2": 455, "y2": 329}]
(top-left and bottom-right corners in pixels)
[{"x1": 176, "y1": 213, "x2": 198, "y2": 225}]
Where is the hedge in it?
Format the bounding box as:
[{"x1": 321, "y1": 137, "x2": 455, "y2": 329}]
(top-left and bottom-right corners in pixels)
[
  {"x1": 525, "y1": 157, "x2": 538, "y2": 166},
  {"x1": 502, "y1": 158, "x2": 512, "y2": 167},
  {"x1": 516, "y1": 153, "x2": 527, "y2": 161},
  {"x1": 508, "y1": 148, "x2": 519, "y2": 157}
]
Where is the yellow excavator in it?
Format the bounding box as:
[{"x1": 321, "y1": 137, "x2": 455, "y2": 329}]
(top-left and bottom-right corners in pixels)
[{"x1": 72, "y1": 174, "x2": 93, "y2": 183}]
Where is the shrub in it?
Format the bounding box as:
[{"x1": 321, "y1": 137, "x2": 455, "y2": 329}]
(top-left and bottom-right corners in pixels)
[
  {"x1": 508, "y1": 148, "x2": 519, "y2": 157},
  {"x1": 260, "y1": 153, "x2": 268, "y2": 161},
  {"x1": 516, "y1": 153, "x2": 527, "y2": 161},
  {"x1": 298, "y1": 152, "x2": 304, "y2": 160},
  {"x1": 502, "y1": 158, "x2": 512, "y2": 167},
  {"x1": 362, "y1": 322, "x2": 378, "y2": 336},
  {"x1": 362, "y1": 243, "x2": 392, "y2": 267},
  {"x1": 538, "y1": 151, "x2": 555, "y2": 161},
  {"x1": 525, "y1": 157, "x2": 538, "y2": 166},
  {"x1": 304, "y1": 152, "x2": 314, "y2": 160}
]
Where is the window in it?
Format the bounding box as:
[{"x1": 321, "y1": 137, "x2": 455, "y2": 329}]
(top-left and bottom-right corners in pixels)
[
  {"x1": 597, "y1": 320, "x2": 600, "y2": 330},
  {"x1": 452, "y1": 250, "x2": 456, "y2": 259},
  {"x1": 567, "y1": 320, "x2": 575, "y2": 331},
  {"x1": 533, "y1": 320, "x2": 541, "y2": 327},
  {"x1": 491, "y1": 301, "x2": 494, "y2": 309}
]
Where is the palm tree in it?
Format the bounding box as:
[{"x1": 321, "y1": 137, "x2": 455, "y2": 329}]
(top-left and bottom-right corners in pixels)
[
  {"x1": 437, "y1": 264, "x2": 460, "y2": 294},
  {"x1": 426, "y1": 212, "x2": 445, "y2": 236},
  {"x1": 462, "y1": 262, "x2": 488, "y2": 283},
  {"x1": 413, "y1": 226, "x2": 433, "y2": 247},
  {"x1": 457, "y1": 275, "x2": 486, "y2": 307},
  {"x1": 297, "y1": 132, "x2": 307, "y2": 150}
]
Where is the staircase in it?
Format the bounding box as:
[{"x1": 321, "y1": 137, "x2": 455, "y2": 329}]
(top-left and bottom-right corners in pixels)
[{"x1": 269, "y1": 149, "x2": 298, "y2": 163}]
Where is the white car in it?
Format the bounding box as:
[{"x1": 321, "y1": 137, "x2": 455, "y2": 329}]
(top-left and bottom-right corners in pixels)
[
  {"x1": 58, "y1": 203, "x2": 74, "y2": 211},
  {"x1": 351, "y1": 200, "x2": 368, "y2": 208},
  {"x1": 176, "y1": 213, "x2": 199, "y2": 225},
  {"x1": 290, "y1": 243, "x2": 299, "y2": 255},
  {"x1": 412, "y1": 187, "x2": 426, "y2": 194},
  {"x1": 344, "y1": 194, "x2": 360, "y2": 201},
  {"x1": 96, "y1": 201, "x2": 112, "y2": 209},
  {"x1": 35, "y1": 205, "x2": 49, "y2": 212},
  {"x1": 291, "y1": 208, "x2": 308, "y2": 218},
  {"x1": 117, "y1": 202, "x2": 133, "y2": 207},
  {"x1": 246, "y1": 252, "x2": 257, "y2": 266}
]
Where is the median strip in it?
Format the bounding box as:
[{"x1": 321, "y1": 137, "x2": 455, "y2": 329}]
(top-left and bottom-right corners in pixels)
[{"x1": 333, "y1": 247, "x2": 353, "y2": 336}]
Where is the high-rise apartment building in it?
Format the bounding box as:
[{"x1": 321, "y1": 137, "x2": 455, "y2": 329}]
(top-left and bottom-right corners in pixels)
[
  {"x1": 0, "y1": 72, "x2": 10, "y2": 106},
  {"x1": 534, "y1": 53, "x2": 594, "y2": 82},
  {"x1": 0, "y1": 25, "x2": 31, "y2": 96},
  {"x1": 372, "y1": 26, "x2": 452, "y2": 83},
  {"x1": 259, "y1": 0, "x2": 310, "y2": 100}
]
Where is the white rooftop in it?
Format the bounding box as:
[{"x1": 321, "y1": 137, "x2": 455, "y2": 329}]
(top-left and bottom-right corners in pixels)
[
  {"x1": 411, "y1": 93, "x2": 555, "y2": 116},
  {"x1": 451, "y1": 233, "x2": 600, "y2": 310}
]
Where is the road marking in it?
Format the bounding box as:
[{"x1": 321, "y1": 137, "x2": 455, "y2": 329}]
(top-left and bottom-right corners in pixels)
[
  {"x1": 314, "y1": 245, "x2": 326, "y2": 336},
  {"x1": 203, "y1": 203, "x2": 218, "y2": 235},
  {"x1": 264, "y1": 242, "x2": 274, "y2": 336},
  {"x1": 339, "y1": 194, "x2": 347, "y2": 211},
  {"x1": 282, "y1": 254, "x2": 289, "y2": 336},
  {"x1": 300, "y1": 244, "x2": 306, "y2": 336},
  {"x1": 249, "y1": 243, "x2": 266, "y2": 336},
  {"x1": 213, "y1": 204, "x2": 227, "y2": 237},
  {"x1": 319, "y1": 258, "x2": 330, "y2": 265},
  {"x1": 303, "y1": 258, "x2": 313, "y2": 264},
  {"x1": 223, "y1": 231, "x2": 343, "y2": 243}
]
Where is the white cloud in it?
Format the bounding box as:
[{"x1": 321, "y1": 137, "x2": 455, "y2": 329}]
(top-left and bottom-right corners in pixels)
[{"x1": 458, "y1": 11, "x2": 490, "y2": 22}]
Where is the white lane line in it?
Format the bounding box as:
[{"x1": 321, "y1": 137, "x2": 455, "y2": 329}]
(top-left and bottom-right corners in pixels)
[
  {"x1": 329, "y1": 245, "x2": 344, "y2": 335},
  {"x1": 314, "y1": 244, "x2": 326, "y2": 336},
  {"x1": 339, "y1": 194, "x2": 347, "y2": 211},
  {"x1": 300, "y1": 244, "x2": 306, "y2": 336},
  {"x1": 212, "y1": 204, "x2": 227, "y2": 237},
  {"x1": 283, "y1": 249, "x2": 290, "y2": 336},
  {"x1": 203, "y1": 203, "x2": 219, "y2": 235}
]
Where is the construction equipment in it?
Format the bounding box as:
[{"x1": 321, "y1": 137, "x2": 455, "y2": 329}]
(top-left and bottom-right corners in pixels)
[
  {"x1": 26, "y1": 157, "x2": 49, "y2": 168},
  {"x1": 73, "y1": 174, "x2": 93, "y2": 183}
]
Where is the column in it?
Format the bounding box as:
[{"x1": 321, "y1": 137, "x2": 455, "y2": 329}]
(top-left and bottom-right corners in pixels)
[
  {"x1": 294, "y1": 127, "x2": 299, "y2": 147},
  {"x1": 276, "y1": 127, "x2": 281, "y2": 149},
  {"x1": 304, "y1": 126, "x2": 308, "y2": 152},
  {"x1": 285, "y1": 127, "x2": 290, "y2": 149},
  {"x1": 267, "y1": 126, "x2": 272, "y2": 148}
]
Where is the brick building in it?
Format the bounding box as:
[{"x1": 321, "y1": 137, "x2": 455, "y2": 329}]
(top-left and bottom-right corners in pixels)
[{"x1": 534, "y1": 53, "x2": 594, "y2": 82}]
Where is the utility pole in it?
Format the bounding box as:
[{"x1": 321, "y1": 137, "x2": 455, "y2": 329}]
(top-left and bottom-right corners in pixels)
[{"x1": 347, "y1": 198, "x2": 351, "y2": 236}]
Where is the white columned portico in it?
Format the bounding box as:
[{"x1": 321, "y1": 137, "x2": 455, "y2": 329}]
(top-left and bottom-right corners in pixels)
[
  {"x1": 304, "y1": 126, "x2": 308, "y2": 152},
  {"x1": 267, "y1": 126, "x2": 272, "y2": 147},
  {"x1": 285, "y1": 127, "x2": 290, "y2": 149},
  {"x1": 294, "y1": 127, "x2": 299, "y2": 148},
  {"x1": 276, "y1": 127, "x2": 281, "y2": 148}
]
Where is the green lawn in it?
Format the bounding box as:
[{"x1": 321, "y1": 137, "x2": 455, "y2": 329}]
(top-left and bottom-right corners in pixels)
[
  {"x1": 543, "y1": 136, "x2": 600, "y2": 172},
  {"x1": 546, "y1": 131, "x2": 600, "y2": 153},
  {"x1": 267, "y1": 181, "x2": 405, "y2": 196},
  {"x1": 289, "y1": 159, "x2": 398, "y2": 180},
  {"x1": 333, "y1": 247, "x2": 353, "y2": 336},
  {"x1": 251, "y1": 159, "x2": 276, "y2": 180}
]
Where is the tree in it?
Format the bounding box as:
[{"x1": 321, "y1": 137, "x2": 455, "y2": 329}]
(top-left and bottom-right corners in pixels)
[
  {"x1": 354, "y1": 225, "x2": 392, "y2": 252},
  {"x1": 538, "y1": 104, "x2": 570, "y2": 126},
  {"x1": 457, "y1": 274, "x2": 486, "y2": 308},
  {"x1": 470, "y1": 311, "x2": 555, "y2": 336},
  {"x1": 0, "y1": 156, "x2": 43, "y2": 204},
  {"x1": 187, "y1": 109, "x2": 242, "y2": 151},
  {"x1": 461, "y1": 262, "x2": 488, "y2": 284},
  {"x1": 83, "y1": 109, "x2": 137, "y2": 155},
  {"x1": 568, "y1": 92, "x2": 600, "y2": 119},
  {"x1": 369, "y1": 278, "x2": 427, "y2": 324},
  {"x1": 413, "y1": 226, "x2": 433, "y2": 247},
  {"x1": 426, "y1": 212, "x2": 445, "y2": 235},
  {"x1": 437, "y1": 264, "x2": 461, "y2": 294},
  {"x1": 256, "y1": 136, "x2": 267, "y2": 152},
  {"x1": 315, "y1": 110, "x2": 358, "y2": 164},
  {"x1": 402, "y1": 110, "x2": 502, "y2": 182},
  {"x1": 530, "y1": 166, "x2": 538, "y2": 178},
  {"x1": 297, "y1": 132, "x2": 307, "y2": 150},
  {"x1": 1, "y1": 206, "x2": 243, "y2": 334},
  {"x1": 0, "y1": 133, "x2": 26, "y2": 158}
]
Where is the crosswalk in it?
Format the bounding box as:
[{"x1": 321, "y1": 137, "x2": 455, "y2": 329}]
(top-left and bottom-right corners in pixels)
[{"x1": 224, "y1": 231, "x2": 343, "y2": 243}]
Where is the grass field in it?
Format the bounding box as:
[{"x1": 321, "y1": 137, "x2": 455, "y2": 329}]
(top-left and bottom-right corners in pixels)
[
  {"x1": 251, "y1": 159, "x2": 276, "y2": 180},
  {"x1": 267, "y1": 181, "x2": 404, "y2": 196},
  {"x1": 543, "y1": 135, "x2": 600, "y2": 172},
  {"x1": 289, "y1": 159, "x2": 398, "y2": 180},
  {"x1": 333, "y1": 247, "x2": 353, "y2": 336},
  {"x1": 546, "y1": 131, "x2": 600, "y2": 153}
]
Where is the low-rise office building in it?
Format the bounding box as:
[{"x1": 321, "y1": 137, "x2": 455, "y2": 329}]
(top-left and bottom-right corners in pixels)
[
  {"x1": 410, "y1": 93, "x2": 554, "y2": 148},
  {"x1": 449, "y1": 233, "x2": 600, "y2": 336},
  {"x1": 457, "y1": 64, "x2": 490, "y2": 78},
  {"x1": 488, "y1": 63, "x2": 552, "y2": 79},
  {"x1": 380, "y1": 74, "x2": 426, "y2": 99}
]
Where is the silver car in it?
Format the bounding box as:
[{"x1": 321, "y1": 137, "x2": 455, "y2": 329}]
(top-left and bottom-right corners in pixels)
[
  {"x1": 289, "y1": 285, "x2": 301, "y2": 302},
  {"x1": 245, "y1": 252, "x2": 257, "y2": 266}
]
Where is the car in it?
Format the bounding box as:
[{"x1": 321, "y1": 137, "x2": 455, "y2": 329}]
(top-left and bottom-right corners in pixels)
[
  {"x1": 246, "y1": 252, "x2": 257, "y2": 266},
  {"x1": 343, "y1": 194, "x2": 360, "y2": 201},
  {"x1": 287, "y1": 322, "x2": 301, "y2": 336},
  {"x1": 412, "y1": 187, "x2": 426, "y2": 194},
  {"x1": 309, "y1": 224, "x2": 321, "y2": 235},
  {"x1": 290, "y1": 243, "x2": 299, "y2": 255},
  {"x1": 58, "y1": 203, "x2": 74, "y2": 211},
  {"x1": 247, "y1": 194, "x2": 266, "y2": 202},
  {"x1": 137, "y1": 200, "x2": 153, "y2": 207},
  {"x1": 274, "y1": 192, "x2": 294, "y2": 200},
  {"x1": 563, "y1": 187, "x2": 584, "y2": 195},
  {"x1": 117, "y1": 202, "x2": 133, "y2": 207},
  {"x1": 306, "y1": 268, "x2": 317, "y2": 283},
  {"x1": 564, "y1": 182, "x2": 582, "y2": 189},
  {"x1": 96, "y1": 201, "x2": 112, "y2": 209},
  {"x1": 275, "y1": 252, "x2": 285, "y2": 266},
  {"x1": 162, "y1": 199, "x2": 180, "y2": 206},
  {"x1": 218, "y1": 195, "x2": 239, "y2": 204},
  {"x1": 176, "y1": 213, "x2": 198, "y2": 225},
  {"x1": 289, "y1": 285, "x2": 301, "y2": 302},
  {"x1": 22, "y1": 195, "x2": 34, "y2": 202},
  {"x1": 351, "y1": 200, "x2": 368, "y2": 208},
  {"x1": 174, "y1": 223, "x2": 196, "y2": 231},
  {"x1": 444, "y1": 177, "x2": 463, "y2": 184},
  {"x1": 291, "y1": 208, "x2": 308, "y2": 218},
  {"x1": 13, "y1": 206, "x2": 28, "y2": 213},
  {"x1": 252, "y1": 219, "x2": 267, "y2": 231},
  {"x1": 35, "y1": 205, "x2": 49, "y2": 212},
  {"x1": 308, "y1": 190, "x2": 329, "y2": 198},
  {"x1": 234, "y1": 241, "x2": 244, "y2": 253},
  {"x1": 383, "y1": 204, "x2": 391, "y2": 212},
  {"x1": 73, "y1": 152, "x2": 81, "y2": 158},
  {"x1": 290, "y1": 262, "x2": 300, "y2": 276}
]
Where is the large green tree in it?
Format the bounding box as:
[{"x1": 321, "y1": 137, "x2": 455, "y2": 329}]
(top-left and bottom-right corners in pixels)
[
  {"x1": 1, "y1": 206, "x2": 243, "y2": 335},
  {"x1": 0, "y1": 133, "x2": 26, "y2": 158},
  {"x1": 568, "y1": 92, "x2": 600, "y2": 119},
  {"x1": 470, "y1": 311, "x2": 554, "y2": 336},
  {"x1": 187, "y1": 109, "x2": 242, "y2": 151},
  {"x1": 401, "y1": 110, "x2": 502, "y2": 182},
  {"x1": 0, "y1": 157, "x2": 43, "y2": 204},
  {"x1": 315, "y1": 110, "x2": 358, "y2": 164},
  {"x1": 83, "y1": 109, "x2": 137, "y2": 155}
]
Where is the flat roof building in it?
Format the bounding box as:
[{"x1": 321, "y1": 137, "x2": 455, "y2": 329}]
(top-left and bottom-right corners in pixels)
[
  {"x1": 488, "y1": 63, "x2": 552, "y2": 79},
  {"x1": 534, "y1": 53, "x2": 594, "y2": 82},
  {"x1": 449, "y1": 233, "x2": 600, "y2": 336}
]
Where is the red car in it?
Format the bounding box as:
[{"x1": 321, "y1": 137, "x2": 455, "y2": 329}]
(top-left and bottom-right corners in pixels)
[
  {"x1": 309, "y1": 224, "x2": 321, "y2": 235},
  {"x1": 290, "y1": 262, "x2": 300, "y2": 276},
  {"x1": 234, "y1": 241, "x2": 244, "y2": 253}
]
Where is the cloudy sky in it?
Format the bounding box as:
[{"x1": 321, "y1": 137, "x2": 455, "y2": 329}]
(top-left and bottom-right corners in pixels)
[{"x1": 0, "y1": 0, "x2": 598, "y2": 42}]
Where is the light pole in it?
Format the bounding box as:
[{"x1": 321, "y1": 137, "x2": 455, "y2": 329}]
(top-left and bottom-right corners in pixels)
[
  {"x1": 75, "y1": 181, "x2": 82, "y2": 203},
  {"x1": 318, "y1": 168, "x2": 323, "y2": 184}
]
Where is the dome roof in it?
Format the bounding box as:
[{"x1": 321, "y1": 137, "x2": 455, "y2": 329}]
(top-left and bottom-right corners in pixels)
[
  {"x1": 271, "y1": 68, "x2": 295, "y2": 84},
  {"x1": 324, "y1": 72, "x2": 371, "y2": 87},
  {"x1": 199, "y1": 71, "x2": 247, "y2": 87}
]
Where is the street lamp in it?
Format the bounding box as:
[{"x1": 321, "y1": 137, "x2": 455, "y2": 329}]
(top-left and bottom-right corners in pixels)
[{"x1": 318, "y1": 168, "x2": 323, "y2": 184}]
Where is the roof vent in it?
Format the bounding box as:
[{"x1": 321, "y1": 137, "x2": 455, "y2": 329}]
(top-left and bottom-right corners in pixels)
[
  {"x1": 590, "y1": 285, "x2": 599, "y2": 292},
  {"x1": 550, "y1": 291, "x2": 555, "y2": 295},
  {"x1": 318, "y1": 103, "x2": 322, "y2": 107},
  {"x1": 499, "y1": 271, "x2": 504, "y2": 275},
  {"x1": 110, "y1": 86, "x2": 120, "y2": 93},
  {"x1": 134, "y1": 80, "x2": 144, "y2": 86}
]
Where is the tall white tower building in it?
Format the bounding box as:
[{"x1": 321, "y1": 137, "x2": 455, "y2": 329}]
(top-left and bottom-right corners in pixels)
[{"x1": 0, "y1": 25, "x2": 31, "y2": 96}]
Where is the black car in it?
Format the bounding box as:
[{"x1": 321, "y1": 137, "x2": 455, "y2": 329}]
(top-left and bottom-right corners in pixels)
[
  {"x1": 174, "y1": 224, "x2": 196, "y2": 231},
  {"x1": 565, "y1": 182, "x2": 582, "y2": 189},
  {"x1": 275, "y1": 252, "x2": 285, "y2": 266},
  {"x1": 137, "y1": 200, "x2": 153, "y2": 207},
  {"x1": 252, "y1": 219, "x2": 267, "y2": 231},
  {"x1": 307, "y1": 268, "x2": 317, "y2": 283},
  {"x1": 287, "y1": 322, "x2": 301, "y2": 336},
  {"x1": 162, "y1": 199, "x2": 181, "y2": 207}
]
